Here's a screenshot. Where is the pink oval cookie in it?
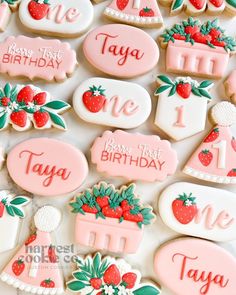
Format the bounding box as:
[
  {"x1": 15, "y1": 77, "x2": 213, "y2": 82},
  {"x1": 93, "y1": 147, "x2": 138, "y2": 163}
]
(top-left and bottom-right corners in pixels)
[
  {"x1": 154, "y1": 238, "x2": 236, "y2": 295},
  {"x1": 91, "y1": 130, "x2": 178, "y2": 182},
  {"x1": 83, "y1": 24, "x2": 159, "y2": 78},
  {"x1": 7, "y1": 138, "x2": 88, "y2": 196}
]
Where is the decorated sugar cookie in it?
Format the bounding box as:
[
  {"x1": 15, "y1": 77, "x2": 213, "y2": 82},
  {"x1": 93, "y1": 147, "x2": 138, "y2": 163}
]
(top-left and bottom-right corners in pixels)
[
  {"x1": 224, "y1": 70, "x2": 236, "y2": 104},
  {"x1": 154, "y1": 238, "x2": 236, "y2": 295},
  {"x1": 67, "y1": 252, "x2": 161, "y2": 295},
  {"x1": 73, "y1": 77, "x2": 152, "y2": 129},
  {"x1": 0, "y1": 191, "x2": 30, "y2": 253},
  {"x1": 0, "y1": 0, "x2": 20, "y2": 32},
  {"x1": 159, "y1": 182, "x2": 236, "y2": 242},
  {"x1": 7, "y1": 138, "x2": 88, "y2": 196},
  {"x1": 102, "y1": 0, "x2": 163, "y2": 28},
  {"x1": 91, "y1": 130, "x2": 178, "y2": 182},
  {"x1": 83, "y1": 24, "x2": 159, "y2": 78},
  {"x1": 0, "y1": 35, "x2": 77, "y2": 82},
  {"x1": 0, "y1": 83, "x2": 70, "y2": 131},
  {"x1": 160, "y1": 18, "x2": 236, "y2": 79},
  {"x1": 183, "y1": 101, "x2": 236, "y2": 183},
  {"x1": 0, "y1": 206, "x2": 64, "y2": 294},
  {"x1": 159, "y1": 0, "x2": 236, "y2": 16},
  {"x1": 70, "y1": 182, "x2": 155, "y2": 253},
  {"x1": 19, "y1": 0, "x2": 94, "y2": 38},
  {"x1": 155, "y1": 75, "x2": 213, "y2": 141}
]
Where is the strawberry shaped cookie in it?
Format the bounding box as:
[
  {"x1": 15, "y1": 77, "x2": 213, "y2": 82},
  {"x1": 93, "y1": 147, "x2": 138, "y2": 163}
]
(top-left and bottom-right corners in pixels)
[
  {"x1": 159, "y1": 0, "x2": 236, "y2": 15},
  {"x1": 19, "y1": 0, "x2": 94, "y2": 37},
  {"x1": 184, "y1": 101, "x2": 236, "y2": 183},
  {"x1": 0, "y1": 83, "x2": 70, "y2": 131},
  {"x1": 70, "y1": 182, "x2": 156, "y2": 253},
  {"x1": 160, "y1": 18, "x2": 236, "y2": 79},
  {"x1": 155, "y1": 75, "x2": 213, "y2": 141},
  {"x1": 0, "y1": 191, "x2": 30, "y2": 253},
  {"x1": 103, "y1": 0, "x2": 163, "y2": 28},
  {"x1": 0, "y1": 0, "x2": 20, "y2": 31},
  {"x1": 0, "y1": 206, "x2": 64, "y2": 294},
  {"x1": 67, "y1": 252, "x2": 161, "y2": 295}
]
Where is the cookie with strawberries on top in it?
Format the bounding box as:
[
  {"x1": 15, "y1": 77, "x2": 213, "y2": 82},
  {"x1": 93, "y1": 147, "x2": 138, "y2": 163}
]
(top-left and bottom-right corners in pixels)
[
  {"x1": 159, "y1": 0, "x2": 236, "y2": 16},
  {"x1": 69, "y1": 182, "x2": 156, "y2": 254},
  {"x1": 183, "y1": 101, "x2": 236, "y2": 183},
  {"x1": 67, "y1": 252, "x2": 161, "y2": 295},
  {"x1": 154, "y1": 75, "x2": 213, "y2": 141},
  {"x1": 0, "y1": 83, "x2": 70, "y2": 131},
  {"x1": 160, "y1": 18, "x2": 236, "y2": 79},
  {"x1": 0, "y1": 0, "x2": 21, "y2": 32}
]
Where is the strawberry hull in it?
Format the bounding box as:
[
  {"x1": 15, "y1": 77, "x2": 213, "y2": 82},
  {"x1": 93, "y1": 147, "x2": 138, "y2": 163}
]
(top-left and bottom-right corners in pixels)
[
  {"x1": 75, "y1": 213, "x2": 144, "y2": 254},
  {"x1": 166, "y1": 40, "x2": 229, "y2": 79}
]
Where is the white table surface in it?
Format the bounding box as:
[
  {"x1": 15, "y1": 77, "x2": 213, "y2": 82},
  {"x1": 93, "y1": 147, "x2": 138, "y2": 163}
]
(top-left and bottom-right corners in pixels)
[{"x1": 0, "y1": 1, "x2": 236, "y2": 294}]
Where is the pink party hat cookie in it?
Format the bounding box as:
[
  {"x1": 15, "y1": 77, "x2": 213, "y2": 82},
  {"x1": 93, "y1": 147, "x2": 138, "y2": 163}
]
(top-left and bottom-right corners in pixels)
[
  {"x1": 0, "y1": 205, "x2": 64, "y2": 294},
  {"x1": 103, "y1": 0, "x2": 163, "y2": 28},
  {"x1": 183, "y1": 101, "x2": 236, "y2": 184}
]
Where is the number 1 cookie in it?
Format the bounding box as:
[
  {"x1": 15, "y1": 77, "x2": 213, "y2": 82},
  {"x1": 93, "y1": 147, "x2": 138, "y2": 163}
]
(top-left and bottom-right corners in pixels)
[
  {"x1": 19, "y1": 0, "x2": 94, "y2": 38},
  {"x1": 0, "y1": 191, "x2": 30, "y2": 253},
  {"x1": 155, "y1": 75, "x2": 213, "y2": 141},
  {"x1": 67, "y1": 252, "x2": 161, "y2": 295},
  {"x1": 183, "y1": 101, "x2": 236, "y2": 183}
]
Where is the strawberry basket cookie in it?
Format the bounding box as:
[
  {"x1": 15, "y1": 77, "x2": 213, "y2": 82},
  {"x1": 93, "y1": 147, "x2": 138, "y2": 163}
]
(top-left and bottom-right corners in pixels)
[
  {"x1": 0, "y1": 206, "x2": 64, "y2": 294},
  {"x1": 159, "y1": 0, "x2": 236, "y2": 16},
  {"x1": 183, "y1": 101, "x2": 236, "y2": 183},
  {"x1": 103, "y1": 0, "x2": 163, "y2": 28},
  {"x1": 69, "y1": 182, "x2": 155, "y2": 254},
  {"x1": 0, "y1": 191, "x2": 30, "y2": 253},
  {"x1": 67, "y1": 252, "x2": 161, "y2": 295},
  {"x1": 0, "y1": 83, "x2": 70, "y2": 131},
  {"x1": 0, "y1": 0, "x2": 20, "y2": 31},
  {"x1": 160, "y1": 18, "x2": 236, "y2": 79}
]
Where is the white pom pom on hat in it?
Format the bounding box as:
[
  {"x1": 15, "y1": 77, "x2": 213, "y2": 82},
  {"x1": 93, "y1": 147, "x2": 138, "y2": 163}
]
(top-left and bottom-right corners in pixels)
[
  {"x1": 211, "y1": 101, "x2": 236, "y2": 127},
  {"x1": 34, "y1": 205, "x2": 62, "y2": 232}
]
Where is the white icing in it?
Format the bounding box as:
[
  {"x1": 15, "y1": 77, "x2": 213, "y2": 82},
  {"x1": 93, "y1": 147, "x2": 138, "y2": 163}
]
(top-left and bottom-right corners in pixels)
[
  {"x1": 73, "y1": 77, "x2": 152, "y2": 129},
  {"x1": 159, "y1": 182, "x2": 236, "y2": 242},
  {"x1": 19, "y1": 0, "x2": 94, "y2": 36},
  {"x1": 104, "y1": 7, "x2": 163, "y2": 24},
  {"x1": 211, "y1": 101, "x2": 236, "y2": 126},
  {"x1": 34, "y1": 206, "x2": 61, "y2": 232},
  {"x1": 0, "y1": 272, "x2": 64, "y2": 294},
  {"x1": 155, "y1": 91, "x2": 209, "y2": 141},
  {"x1": 183, "y1": 166, "x2": 236, "y2": 183},
  {"x1": 212, "y1": 140, "x2": 227, "y2": 169}
]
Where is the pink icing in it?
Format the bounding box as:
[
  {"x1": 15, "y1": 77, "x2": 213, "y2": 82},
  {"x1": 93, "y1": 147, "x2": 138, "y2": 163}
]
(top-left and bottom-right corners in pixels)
[
  {"x1": 154, "y1": 238, "x2": 236, "y2": 295},
  {"x1": 0, "y1": 35, "x2": 77, "y2": 81},
  {"x1": 103, "y1": 96, "x2": 139, "y2": 117},
  {"x1": 91, "y1": 130, "x2": 178, "y2": 182},
  {"x1": 46, "y1": 4, "x2": 80, "y2": 24},
  {"x1": 107, "y1": 0, "x2": 162, "y2": 16},
  {"x1": 2, "y1": 230, "x2": 64, "y2": 290},
  {"x1": 184, "y1": 125, "x2": 236, "y2": 180},
  {"x1": 75, "y1": 213, "x2": 143, "y2": 253},
  {"x1": 166, "y1": 40, "x2": 229, "y2": 78},
  {"x1": 225, "y1": 70, "x2": 236, "y2": 102},
  {"x1": 83, "y1": 24, "x2": 159, "y2": 78},
  {"x1": 7, "y1": 138, "x2": 88, "y2": 196},
  {"x1": 194, "y1": 205, "x2": 234, "y2": 230},
  {"x1": 174, "y1": 105, "x2": 186, "y2": 127}
]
